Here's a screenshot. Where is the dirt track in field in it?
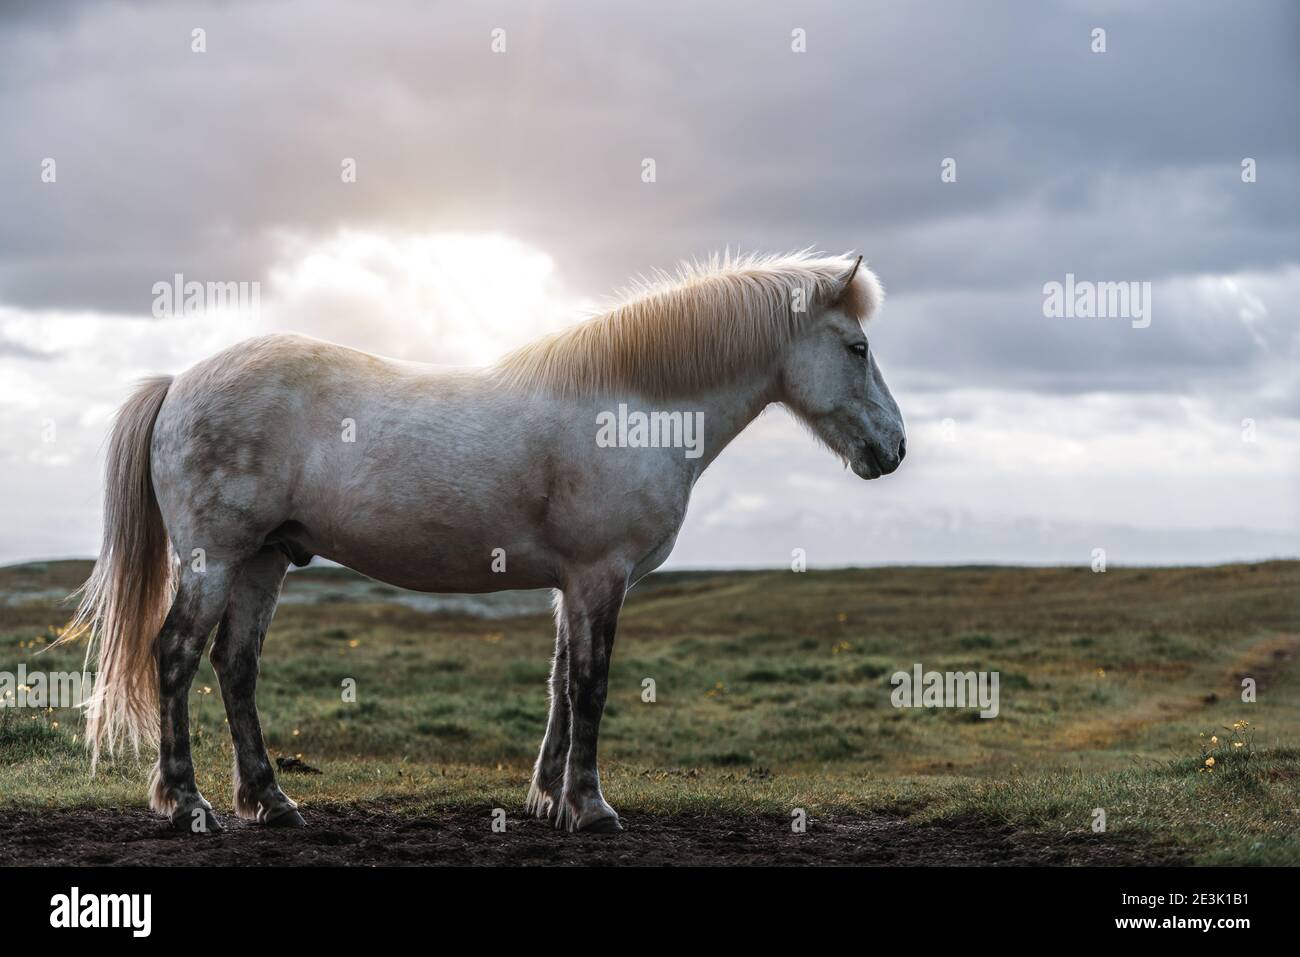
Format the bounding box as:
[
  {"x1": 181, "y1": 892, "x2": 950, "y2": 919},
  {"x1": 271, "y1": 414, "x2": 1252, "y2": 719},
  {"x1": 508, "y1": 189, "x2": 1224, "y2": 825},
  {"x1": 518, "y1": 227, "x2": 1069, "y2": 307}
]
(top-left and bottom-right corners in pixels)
[{"x1": 0, "y1": 803, "x2": 1184, "y2": 866}]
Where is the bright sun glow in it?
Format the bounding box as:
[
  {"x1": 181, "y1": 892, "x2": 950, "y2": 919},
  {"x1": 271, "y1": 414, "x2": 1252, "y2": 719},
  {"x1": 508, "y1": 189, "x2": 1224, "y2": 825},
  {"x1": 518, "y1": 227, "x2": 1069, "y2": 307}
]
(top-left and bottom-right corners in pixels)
[{"x1": 266, "y1": 230, "x2": 593, "y2": 366}]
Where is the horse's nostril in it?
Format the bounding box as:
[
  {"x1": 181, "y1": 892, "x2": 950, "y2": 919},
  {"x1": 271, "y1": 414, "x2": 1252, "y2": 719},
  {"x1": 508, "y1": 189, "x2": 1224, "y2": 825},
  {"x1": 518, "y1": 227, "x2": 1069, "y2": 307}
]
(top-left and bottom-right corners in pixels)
[{"x1": 897, "y1": 437, "x2": 907, "y2": 462}]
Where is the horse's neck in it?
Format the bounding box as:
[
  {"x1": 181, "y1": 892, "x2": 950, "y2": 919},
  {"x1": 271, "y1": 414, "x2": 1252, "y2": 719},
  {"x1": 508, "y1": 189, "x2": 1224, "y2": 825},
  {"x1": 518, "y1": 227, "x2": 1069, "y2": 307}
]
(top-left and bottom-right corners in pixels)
[{"x1": 686, "y1": 369, "x2": 778, "y2": 477}]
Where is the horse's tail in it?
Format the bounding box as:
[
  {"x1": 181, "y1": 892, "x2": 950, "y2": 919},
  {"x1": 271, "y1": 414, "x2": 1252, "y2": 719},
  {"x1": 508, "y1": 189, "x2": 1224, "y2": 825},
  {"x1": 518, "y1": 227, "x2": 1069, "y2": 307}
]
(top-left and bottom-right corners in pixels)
[{"x1": 58, "y1": 375, "x2": 176, "y2": 769}]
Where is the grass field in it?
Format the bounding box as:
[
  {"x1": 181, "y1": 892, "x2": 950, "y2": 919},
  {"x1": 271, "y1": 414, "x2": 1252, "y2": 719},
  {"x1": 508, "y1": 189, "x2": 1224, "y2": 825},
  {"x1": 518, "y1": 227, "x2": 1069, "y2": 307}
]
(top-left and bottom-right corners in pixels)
[{"x1": 2, "y1": 560, "x2": 1298, "y2": 865}]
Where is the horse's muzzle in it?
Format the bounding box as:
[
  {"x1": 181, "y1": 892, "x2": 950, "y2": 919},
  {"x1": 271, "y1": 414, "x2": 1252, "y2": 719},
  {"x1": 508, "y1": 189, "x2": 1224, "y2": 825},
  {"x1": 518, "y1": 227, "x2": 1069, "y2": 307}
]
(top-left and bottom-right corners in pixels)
[{"x1": 855, "y1": 437, "x2": 905, "y2": 480}]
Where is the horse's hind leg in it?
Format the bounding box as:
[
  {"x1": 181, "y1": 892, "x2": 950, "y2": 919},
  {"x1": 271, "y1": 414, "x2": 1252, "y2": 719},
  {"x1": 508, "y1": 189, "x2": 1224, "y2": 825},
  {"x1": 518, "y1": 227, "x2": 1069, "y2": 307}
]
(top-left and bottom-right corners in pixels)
[
  {"x1": 209, "y1": 546, "x2": 302, "y2": 826},
  {"x1": 150, "y1": 560, "x2": 238, "y2": 833},
  {"x1": 554, "y1": 569, "x2": 627, "y2": 834},
  {"x1": 526, "y1": 594, "x2": 570, "y2": 820}
]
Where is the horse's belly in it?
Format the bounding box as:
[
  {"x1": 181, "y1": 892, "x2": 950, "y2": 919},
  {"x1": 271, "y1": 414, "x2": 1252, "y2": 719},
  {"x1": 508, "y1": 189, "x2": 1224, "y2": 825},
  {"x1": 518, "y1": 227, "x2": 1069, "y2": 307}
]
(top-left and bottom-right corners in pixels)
[
  {"x1": 280, "y1": 387, "x2": 693, "y2": 593},
  {"x1": 301, "y1": 519, "x2": 558, "y2": 594}
]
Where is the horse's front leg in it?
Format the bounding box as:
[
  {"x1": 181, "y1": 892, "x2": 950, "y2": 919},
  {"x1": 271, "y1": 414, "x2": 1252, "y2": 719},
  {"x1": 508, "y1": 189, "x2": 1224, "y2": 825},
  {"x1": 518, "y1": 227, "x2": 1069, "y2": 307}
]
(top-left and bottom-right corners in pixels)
[
  {"x1": 526, "y1": 596, "x2": 569, "y2": 820},
  {"x1": 554, "y1": 569, "x2": 626, "y2": 834}
]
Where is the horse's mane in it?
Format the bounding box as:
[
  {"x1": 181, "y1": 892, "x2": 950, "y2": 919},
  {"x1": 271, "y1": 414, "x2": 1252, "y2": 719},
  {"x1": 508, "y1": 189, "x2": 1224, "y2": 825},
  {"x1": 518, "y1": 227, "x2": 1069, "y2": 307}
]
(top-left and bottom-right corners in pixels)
[{"x1": 491, "y1": 249, "x2": 883, "y2": 399}]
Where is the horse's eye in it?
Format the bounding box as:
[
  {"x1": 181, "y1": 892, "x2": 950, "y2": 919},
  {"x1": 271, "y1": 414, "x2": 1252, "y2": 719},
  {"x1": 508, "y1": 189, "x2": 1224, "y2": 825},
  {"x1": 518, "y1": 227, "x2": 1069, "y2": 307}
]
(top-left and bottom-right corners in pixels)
[{"x1": 847, "y1": 342, "x2": 868, "y2": 358}]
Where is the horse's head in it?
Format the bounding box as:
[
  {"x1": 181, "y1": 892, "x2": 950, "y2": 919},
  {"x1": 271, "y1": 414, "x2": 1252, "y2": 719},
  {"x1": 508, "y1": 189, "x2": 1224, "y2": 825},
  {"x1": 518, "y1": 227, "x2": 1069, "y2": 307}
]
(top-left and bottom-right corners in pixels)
[{"x1": 779, "y1": 257, "x2": 906, "y2": 480}]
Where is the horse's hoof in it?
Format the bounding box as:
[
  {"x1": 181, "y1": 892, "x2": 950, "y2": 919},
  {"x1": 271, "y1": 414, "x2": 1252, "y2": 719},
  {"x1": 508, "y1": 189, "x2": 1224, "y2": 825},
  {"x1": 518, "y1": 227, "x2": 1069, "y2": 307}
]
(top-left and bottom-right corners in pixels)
[
  {"x1": 580, "y1": 813, "x2": 624, "y2": 835},
  {"x1": 172, "y1": 806, "x2": 223, "y2": 834},
  {"x1": 262, "y1": 807, "x2": 306, "y2": 828},
  {"x1": 556, "y1": 794, "x2": 622, "y2": 834}
]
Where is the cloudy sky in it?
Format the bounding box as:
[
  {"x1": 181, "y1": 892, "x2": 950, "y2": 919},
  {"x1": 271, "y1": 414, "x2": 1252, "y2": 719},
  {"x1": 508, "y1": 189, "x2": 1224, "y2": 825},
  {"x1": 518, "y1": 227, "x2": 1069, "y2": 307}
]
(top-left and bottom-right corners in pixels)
[{"x1": 1, "y1": 0, "x2": 1297, "y2": 568}]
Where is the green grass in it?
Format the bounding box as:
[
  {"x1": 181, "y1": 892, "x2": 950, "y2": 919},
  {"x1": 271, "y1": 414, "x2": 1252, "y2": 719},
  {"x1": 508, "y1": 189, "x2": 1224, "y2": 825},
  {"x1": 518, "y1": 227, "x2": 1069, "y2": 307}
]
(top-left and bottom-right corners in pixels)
[{"x1": 2, "y1": 560, "x2": 1298, "y2": 863}]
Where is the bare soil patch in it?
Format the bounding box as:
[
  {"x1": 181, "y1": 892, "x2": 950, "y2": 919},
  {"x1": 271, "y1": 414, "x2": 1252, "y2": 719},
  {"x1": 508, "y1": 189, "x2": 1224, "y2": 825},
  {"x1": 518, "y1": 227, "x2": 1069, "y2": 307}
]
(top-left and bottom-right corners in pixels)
[{"x1": 1, "y1": 803, "x2": 1184, "y2": 866}]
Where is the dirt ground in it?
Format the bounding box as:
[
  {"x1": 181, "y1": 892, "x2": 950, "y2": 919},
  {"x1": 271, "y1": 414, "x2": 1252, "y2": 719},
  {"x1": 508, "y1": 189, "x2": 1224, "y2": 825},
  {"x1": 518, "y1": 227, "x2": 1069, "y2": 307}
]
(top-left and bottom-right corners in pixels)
[{"x1": 1, "y1": 803, "x2": 1183, "y2": 866}]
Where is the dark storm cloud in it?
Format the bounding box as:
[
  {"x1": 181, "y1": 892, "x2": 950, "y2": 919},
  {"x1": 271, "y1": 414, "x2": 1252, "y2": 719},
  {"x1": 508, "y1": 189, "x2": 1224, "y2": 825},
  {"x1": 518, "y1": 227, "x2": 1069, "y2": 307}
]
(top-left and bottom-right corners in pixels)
[{"x1": 0, "y1": 0, "x2": 1296, "y2": 398}]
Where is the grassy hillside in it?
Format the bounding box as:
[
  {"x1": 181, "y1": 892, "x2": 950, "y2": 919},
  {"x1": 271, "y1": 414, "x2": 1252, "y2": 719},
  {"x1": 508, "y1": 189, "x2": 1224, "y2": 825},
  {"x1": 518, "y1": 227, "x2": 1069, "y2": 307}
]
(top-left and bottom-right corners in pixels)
[{"x1": 2, "y1": 560, "x2": 1298, "y2": 864}]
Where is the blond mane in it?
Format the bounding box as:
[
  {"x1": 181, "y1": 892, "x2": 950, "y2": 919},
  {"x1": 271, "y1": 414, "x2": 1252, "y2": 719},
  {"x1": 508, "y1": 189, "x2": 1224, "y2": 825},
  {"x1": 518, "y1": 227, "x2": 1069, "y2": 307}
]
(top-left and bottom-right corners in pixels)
[{"x1": 492, "y1": 250, "x2": 883, "y2": 399}]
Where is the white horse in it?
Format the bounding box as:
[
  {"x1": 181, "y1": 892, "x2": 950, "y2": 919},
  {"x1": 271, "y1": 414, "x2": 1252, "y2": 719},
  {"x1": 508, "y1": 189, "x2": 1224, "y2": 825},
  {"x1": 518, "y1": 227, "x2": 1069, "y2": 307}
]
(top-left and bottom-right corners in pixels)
[{"x1": 63, "y1": 250, "x2": 905, "y2": 833}]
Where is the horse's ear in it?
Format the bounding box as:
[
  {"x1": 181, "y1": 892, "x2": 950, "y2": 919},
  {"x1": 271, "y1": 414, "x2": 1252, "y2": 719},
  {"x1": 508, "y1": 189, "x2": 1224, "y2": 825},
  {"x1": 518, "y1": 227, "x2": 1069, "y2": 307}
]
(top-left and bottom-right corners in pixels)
[{"x1": 833, "y1": 255, "x2": 863, "y2": 304}]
